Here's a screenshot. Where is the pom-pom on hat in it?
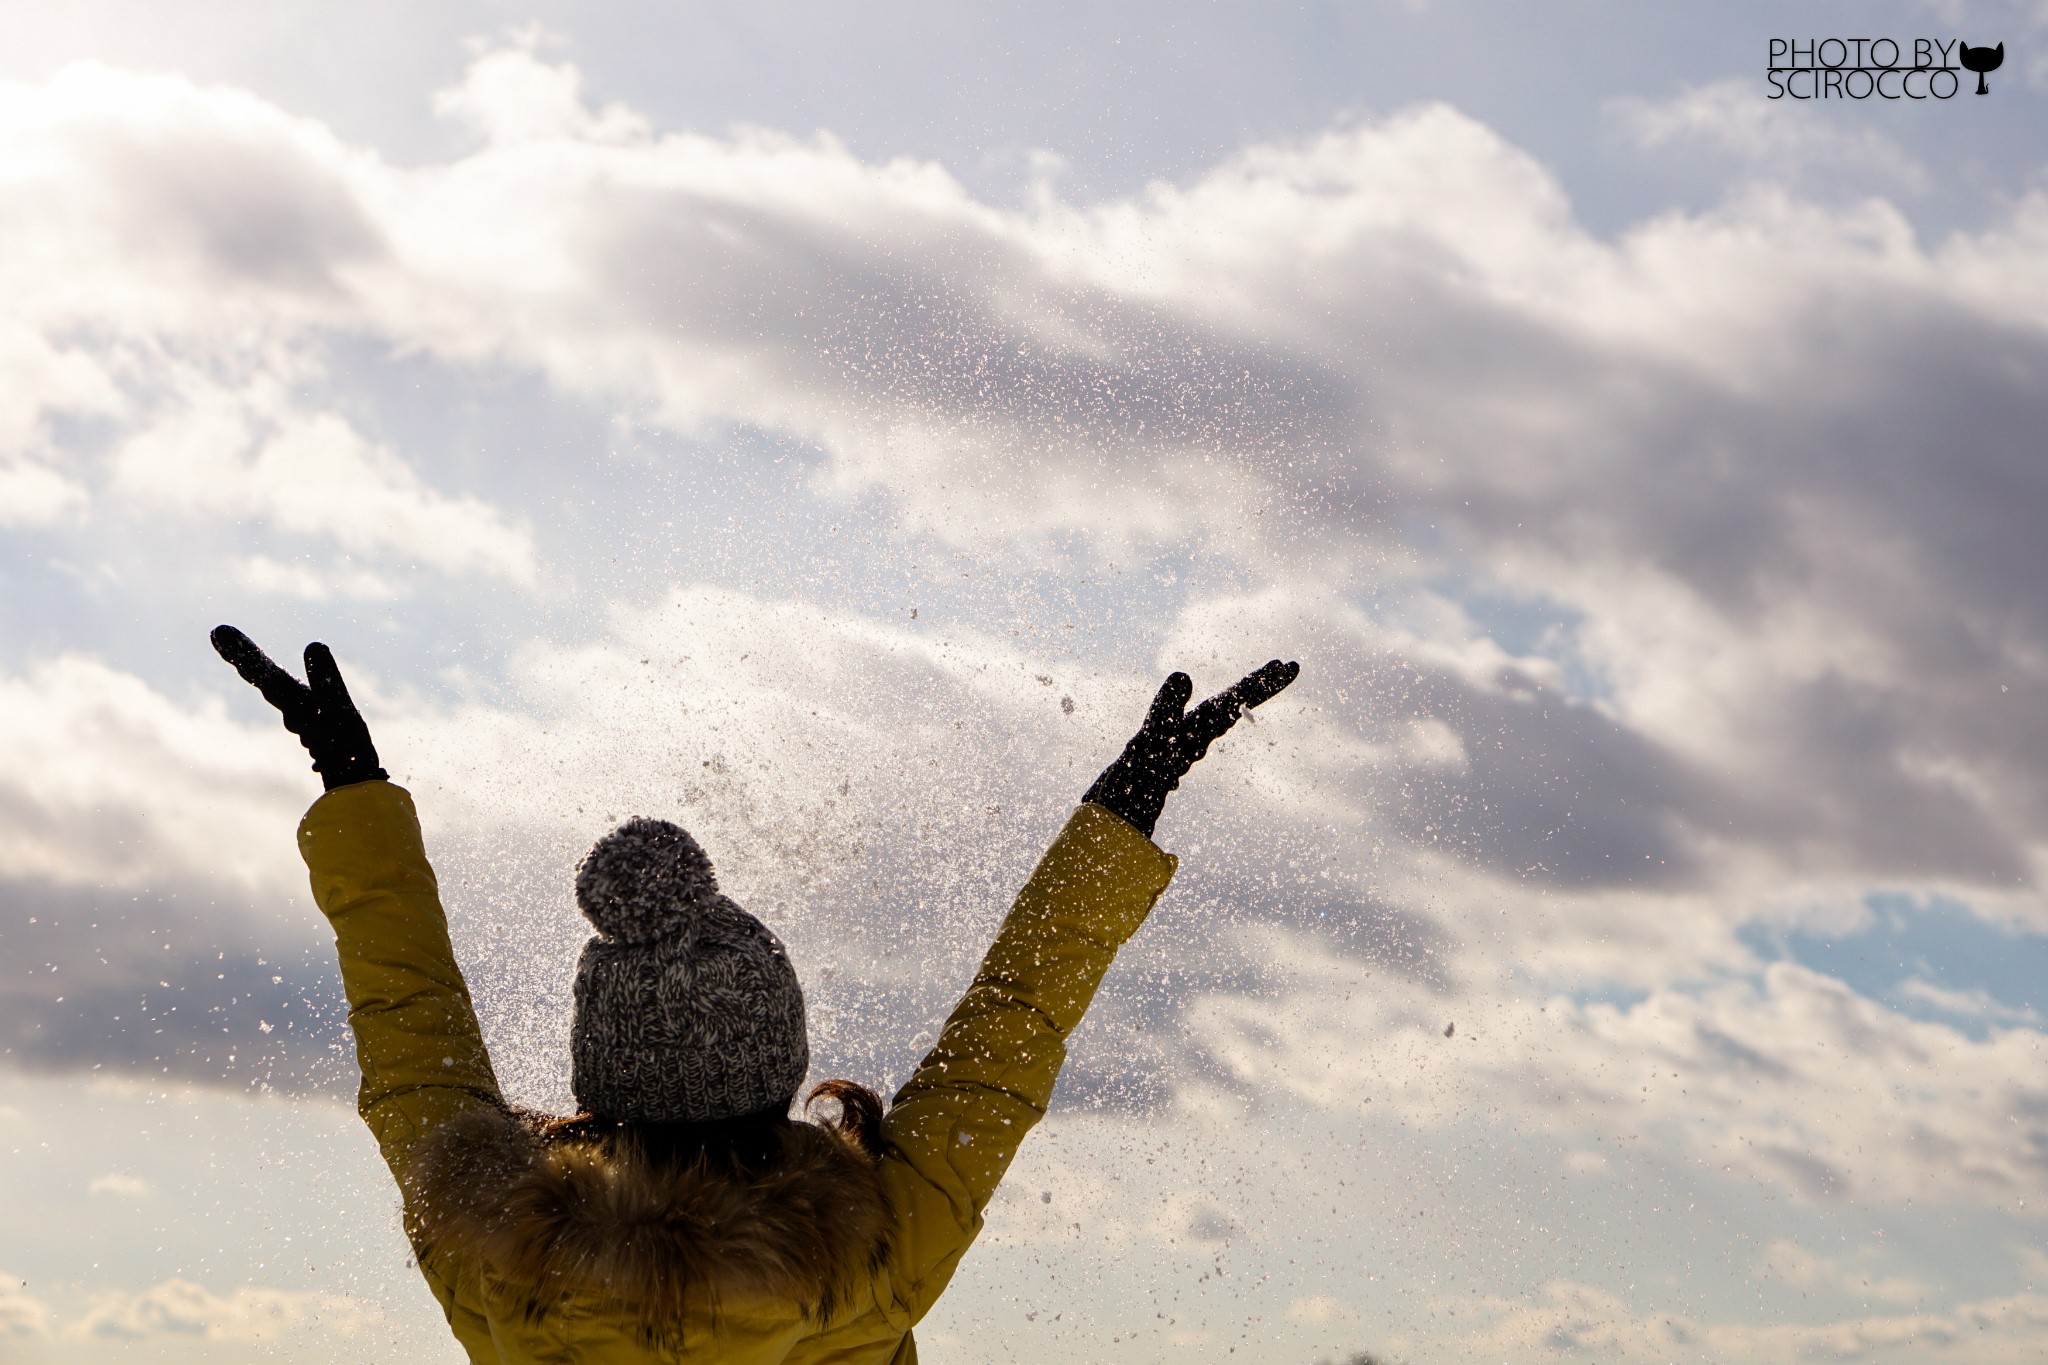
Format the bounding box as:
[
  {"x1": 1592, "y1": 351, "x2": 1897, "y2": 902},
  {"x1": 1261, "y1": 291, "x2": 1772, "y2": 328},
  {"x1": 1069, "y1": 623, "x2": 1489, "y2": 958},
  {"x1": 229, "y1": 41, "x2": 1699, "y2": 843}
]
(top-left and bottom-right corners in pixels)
[
  {"x1": 574, "y1": 819, "x2": 718, "y2": 943},
  {"x1": 570, "y1": 818, "x2": 809, "y2": 1123}
]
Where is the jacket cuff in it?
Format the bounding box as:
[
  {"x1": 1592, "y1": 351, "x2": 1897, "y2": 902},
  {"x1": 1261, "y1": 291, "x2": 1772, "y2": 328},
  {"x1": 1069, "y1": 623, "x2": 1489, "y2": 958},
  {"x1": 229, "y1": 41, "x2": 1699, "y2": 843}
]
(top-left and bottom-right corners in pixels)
[
  {"x1": 1082, "y1": 797, "x2": 1152, "y2": 842},
  {"x1": 1054, "y1": 802, "x2": 1179, "y2": 943}
]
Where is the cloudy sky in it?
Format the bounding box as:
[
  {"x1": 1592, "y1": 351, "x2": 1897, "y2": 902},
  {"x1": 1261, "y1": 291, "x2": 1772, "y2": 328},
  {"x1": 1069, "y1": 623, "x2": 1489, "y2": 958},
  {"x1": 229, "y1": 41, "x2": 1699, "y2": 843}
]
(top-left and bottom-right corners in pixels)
[{"x1": 5, "y1": 1, "x2": 2048, "y2": 1360}]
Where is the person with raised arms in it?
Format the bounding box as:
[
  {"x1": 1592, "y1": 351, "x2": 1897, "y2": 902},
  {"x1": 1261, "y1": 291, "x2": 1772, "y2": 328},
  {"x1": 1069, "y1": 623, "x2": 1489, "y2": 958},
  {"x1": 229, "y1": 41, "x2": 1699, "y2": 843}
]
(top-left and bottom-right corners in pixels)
[{"x1": 211, "y1": 623, "x2": 1297, "y2": 1364}]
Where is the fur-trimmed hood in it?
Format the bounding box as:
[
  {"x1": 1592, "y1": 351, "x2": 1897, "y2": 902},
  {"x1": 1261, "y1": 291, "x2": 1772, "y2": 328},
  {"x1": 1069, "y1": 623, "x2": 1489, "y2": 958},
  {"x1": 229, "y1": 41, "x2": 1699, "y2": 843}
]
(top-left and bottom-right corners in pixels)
[{"x1": 404, "y1": 1108, "x2": 892, "y2": 1332}]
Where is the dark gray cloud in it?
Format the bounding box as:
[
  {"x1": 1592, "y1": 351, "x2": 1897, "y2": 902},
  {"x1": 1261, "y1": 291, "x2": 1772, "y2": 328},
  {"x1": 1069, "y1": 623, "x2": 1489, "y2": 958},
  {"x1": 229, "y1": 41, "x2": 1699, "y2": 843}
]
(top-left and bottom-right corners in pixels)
[
  {"x1": 1384, "y1": 284, "x2": 2048, "y2": 885},
  {"x1": 18, "y1": 50, "x2": 2048, "y2": 914},
  {"x1": 515, "y1": 107, "x2": 2048, "y2": 904},
  {"x1": 576, "y1": 174, "x2": 1368, "y2": 546},
  {"x1": 0, "y1": 879, "x2": 350, "y2": 1095}
]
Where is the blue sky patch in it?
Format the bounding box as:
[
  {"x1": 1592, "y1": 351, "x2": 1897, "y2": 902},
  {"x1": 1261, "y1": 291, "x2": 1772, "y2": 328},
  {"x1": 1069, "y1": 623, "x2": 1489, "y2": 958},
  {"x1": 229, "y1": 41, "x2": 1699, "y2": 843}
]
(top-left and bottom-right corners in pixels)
[{"x1": 1741, "y1": 892, "x2": 2048, "y2": 1038}]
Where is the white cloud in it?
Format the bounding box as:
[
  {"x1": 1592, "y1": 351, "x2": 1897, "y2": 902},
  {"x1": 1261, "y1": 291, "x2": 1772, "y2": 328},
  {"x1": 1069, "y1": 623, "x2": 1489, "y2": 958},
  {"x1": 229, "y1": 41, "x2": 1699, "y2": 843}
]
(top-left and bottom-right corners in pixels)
[
  {"x1": 1609, "y1": 80, "x2": 1928, "y2": 190},
  {"x1": 1897, "y1": 977, "x2": 2044, "y2": 1028},
  {"x1": 0, "y1": 1276, "x2": 54, "y2": 1338},
  {"x1": 84, "y1": 1172, "x2": 150, "y2": 1199},
  {"x1": 1755, "y1": 1239, "x2": 1928, "y2": 1306},
  {"x1": 234, "y1": 554, "x2": 403, "y2": 600},
  {"x1": 70, "y1": 1277, "x2": 384, "y2": 1341},
  {"x1": 0, "y1": 62, "x2": 382, "y2": 329},
  {"x1": 1289, "y1": 1295, "x2": 1356, "y2": 1323},
  {"x1": 0, "y1": 64, "x2": 527, "y2": 585},
  {"x1": 107, "y1": 378, "x2": 535, "y2": 584},
  {"x1": 0, "y1": 319, "x2": 102, "y2": 526},
  {"x1": 7, "y1": 51, "x2": 2048, "y2": 912},
  {"x1": 1187, "y1": 930, "x2": 2048, "y2": 1209},
  {"x1": 1455, "y1": 1277, "x2": 2048, "y2": 1364},
  {"x1": 433, "y1": 32, "x2": 647, "y2": 146},
  {"x1": 0, "y1": 654, "x2": 311, "y2": 897},
  {"x1": 0, "y1": 457, "x2": 86, "y2": 526}
]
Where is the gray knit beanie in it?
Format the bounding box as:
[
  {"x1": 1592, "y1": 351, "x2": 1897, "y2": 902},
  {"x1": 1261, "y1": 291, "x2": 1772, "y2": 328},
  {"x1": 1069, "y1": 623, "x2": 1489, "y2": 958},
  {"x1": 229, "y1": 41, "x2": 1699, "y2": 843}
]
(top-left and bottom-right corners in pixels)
[{"x1": 570, "y1": 817, "x2": 808, "y2": 1123}]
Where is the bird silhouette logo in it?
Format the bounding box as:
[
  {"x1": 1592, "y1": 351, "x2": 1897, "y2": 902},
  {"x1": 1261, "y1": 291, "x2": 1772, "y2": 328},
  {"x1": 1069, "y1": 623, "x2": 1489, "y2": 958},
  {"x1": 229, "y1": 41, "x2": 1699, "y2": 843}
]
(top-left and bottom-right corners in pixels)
[{"x1": 1959, "y1": 40, "x2": 2004, "y2": 95}]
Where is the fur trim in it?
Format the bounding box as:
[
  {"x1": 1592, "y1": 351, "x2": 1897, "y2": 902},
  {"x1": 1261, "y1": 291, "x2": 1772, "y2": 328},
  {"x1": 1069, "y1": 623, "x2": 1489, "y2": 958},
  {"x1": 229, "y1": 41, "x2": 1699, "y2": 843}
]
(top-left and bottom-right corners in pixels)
[{"x1": 405, "y1": 1107, "x2": 891, "y2": 1331}]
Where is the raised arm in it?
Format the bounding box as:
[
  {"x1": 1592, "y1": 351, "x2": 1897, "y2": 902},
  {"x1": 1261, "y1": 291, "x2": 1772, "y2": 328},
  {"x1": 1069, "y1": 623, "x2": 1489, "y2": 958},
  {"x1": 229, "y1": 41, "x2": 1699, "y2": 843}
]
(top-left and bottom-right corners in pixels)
[
  {"x1": 874, "y1": 660, "x2": 1298, "y2": 1322},
  {"x1": 298, "y1": 780, "x2": 501, "y2": 1184},
  {"x1": 211, "y1": 627, "x2": 501, "y2": 1186}
]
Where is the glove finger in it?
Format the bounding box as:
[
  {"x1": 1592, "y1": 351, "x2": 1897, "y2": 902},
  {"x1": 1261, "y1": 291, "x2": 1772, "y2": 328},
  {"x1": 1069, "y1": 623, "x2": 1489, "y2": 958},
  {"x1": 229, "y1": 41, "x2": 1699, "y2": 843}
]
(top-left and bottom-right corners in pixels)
[
  {"x1": 1183, "y1": 690, "x2": 1246, "y2": 749},
  {"x1": 211, "y1": 625, "x2": 310, "y2": 713},
  {"x1": 303, "y1": 643, "x2": 360, "y2": 714},
  {"x1": 1143, "y1": 672, "x2": 1194, "y2": 732},
  {"x1": 1232, "y1": 659, "x2": 1301, "y2": 710},
  {"x1": 1184, "y1": 660, "x2": 1296, "y2": 744}
]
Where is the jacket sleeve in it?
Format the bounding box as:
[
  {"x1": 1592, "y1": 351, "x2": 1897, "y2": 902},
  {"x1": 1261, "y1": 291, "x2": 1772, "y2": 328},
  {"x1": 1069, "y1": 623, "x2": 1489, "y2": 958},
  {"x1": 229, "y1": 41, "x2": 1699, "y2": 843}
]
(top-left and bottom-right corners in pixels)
[
  {"x1": 296, "y1": 780, "x2": 503, "y2": 1191},
  {"x1": 876, "y1": 801, "x2": 1177, "y2": 1321}
]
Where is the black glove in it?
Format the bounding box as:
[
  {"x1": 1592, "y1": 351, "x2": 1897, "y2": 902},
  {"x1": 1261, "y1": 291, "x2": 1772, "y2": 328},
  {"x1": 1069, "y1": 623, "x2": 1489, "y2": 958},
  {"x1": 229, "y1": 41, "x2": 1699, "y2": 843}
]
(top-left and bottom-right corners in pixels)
[
  {"x1": 1084, "y1": 659, "x2": 1300, "y2": 838},
  {"x1": 211, "y1": 625, "x2": 387, "y2": 791}
]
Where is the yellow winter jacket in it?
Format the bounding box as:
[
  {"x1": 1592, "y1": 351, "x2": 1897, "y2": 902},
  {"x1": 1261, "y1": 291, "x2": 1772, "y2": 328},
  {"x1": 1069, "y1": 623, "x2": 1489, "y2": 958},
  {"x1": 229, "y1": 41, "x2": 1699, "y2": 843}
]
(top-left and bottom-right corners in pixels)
[{"x1": 298, "y1": 781, "x2": 1177, "y2": 1363}]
